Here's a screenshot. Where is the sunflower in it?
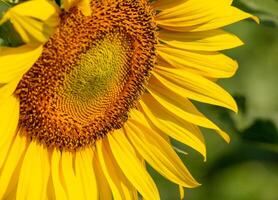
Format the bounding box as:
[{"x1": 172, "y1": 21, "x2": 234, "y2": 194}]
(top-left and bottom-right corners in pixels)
[{"x1": 0, "y1": 0, "x2": 257, "y2": 199}]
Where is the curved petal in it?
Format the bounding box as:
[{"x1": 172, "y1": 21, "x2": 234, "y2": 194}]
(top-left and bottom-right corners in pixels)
[
  {"x1": 139, "y1": 94, "x2": 206, "y2": 160},
  {"x1": 157, "y1": 45, "x2": 238, "y2": 78},
  {"x1": 93, "y1": 149, "x2": 112, "y2": 200},
  {"x1": 75, "y1": 148, "x2": 98, "y2": 200},
  {"x1": 0, "y1": 78, "x2": 21, "y2": 105},
  {"x1": 16, "y1": 141, "x2": 50, "y2": 200},
  {"x1": 0, "y1": 95, "x2": 19, "y2": 168},
  {"x1": 108, "y1": 129, "x2": 160, "y2": 200},
  {"x1": 50, "y1": 149, "x2": 68, "y2": 200},
  {"x1": 152, "y1": 66, "x2": 238, "y2": 112},
  {"x1": 0, "y1": 133, "x2": 28, "y2": 199},
  {"x1": 96, "y1": 139, "x2": 138, "y2": 200},
  {"x1": 147, "y1": 77, "x2": 231, "y2": 143},
  {"x1": 61, "y1": 151, "x2": 84, "y2": 200},
  {"x1": 0, "y1": 45, "x2": 42, "y2": 84},
  {"x1": 126, "y1": 110, "x2": 200, "y2": 188},
  {"x1": 158, "y1": 29, "x2": 243, "y2": 52},
  {"x1": 156, "y1": 0, "x2": 258, "y2": 32},
  {"x1": 0, "y1": 0, "x2": 60, "y2": 44},
  {"x1": 152, "y1": 0, "x2": 232, "y2": 10}
]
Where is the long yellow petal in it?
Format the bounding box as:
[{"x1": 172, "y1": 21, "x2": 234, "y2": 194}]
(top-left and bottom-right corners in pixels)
[
  {"x1": 51, "y1": 149, "x2": 68, "y2": 200},
  {"x1": 108, "y1": 129, "x2": 160, "y2": 200},
  {"x1": 158, "y1": 29, "x2": 243, "y2": 52},
  {"x1": 152, "y1": 0, "x2": 231, "y2": 10},
  {"x1": 16, "y1": 141, "x2": 50, "y2": 200},
  {"x1": 147, "y1": 77, "x2": 231, "y2": 142},
  {"x1": 96, "y1": 139, "x2": 138, "y2": 200},
  {"x1": 61, "y1": 151, "x2": 84, "y2": 200},
  {"x1": 0, "y1": 134, "x2": 27, "y2": 198},
  {"x1": 156, "y1": 1, "x2": 258, "y2": 32},
  {"x1": 75, "y1": 148, "x2": 98, "y2": 200},
  {"x1": 127, "y1": 110, "x2": 200, "y2": 188},
  {"x1": 93, "y1": 149, "x2": 112, "y2": 200},
  {"x1": 0, "y1": 0, "x2": 60, "y2": 44},
  {"x1": 0, "y1": 78, "x2": 21, "y2": 105},
  {"x1": 0, "y1": 45, "x2": 42, "y2": 83},
  {"x1": 139, "y1": 94, "x2": 206, "y2": 160},
  {"x1": 152, "y1": 66, "x2": 238, "y2": 112},
  {"x1": 157, "y1": 45, "x2": 238, "y2": 78},
  {"x1": 0, "y1": 95, "x2": 19, "y2": 168}
]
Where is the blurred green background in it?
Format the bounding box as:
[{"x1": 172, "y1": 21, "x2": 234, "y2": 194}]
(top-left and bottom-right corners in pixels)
[
  {"x1": 1, "y1": 0, "x2": 278, "y2": 199},
  {"x1": 151, "y1": 0, "x2": 278, "y2": 199}
]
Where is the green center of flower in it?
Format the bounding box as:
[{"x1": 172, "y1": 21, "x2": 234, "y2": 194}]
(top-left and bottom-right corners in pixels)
[
  {"x1": 59, "y1": 32, "x2": 132, "y2": 122},
  {"x1": 16, "y1": 0, "x2": 157, "y2": 150}
]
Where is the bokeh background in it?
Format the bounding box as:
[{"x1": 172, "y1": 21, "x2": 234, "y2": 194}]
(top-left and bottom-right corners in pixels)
[{"x1": 151, "y1": 0, "x2": 278, "y2": 199}]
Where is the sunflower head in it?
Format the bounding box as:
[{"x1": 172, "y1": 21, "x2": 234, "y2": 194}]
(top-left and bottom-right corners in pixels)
[
  {"x1": 0, "y1": 0, "x2": 257, "y2": 199},
  {"x1": 15, "y1": 1, "x2": 158, "y2": 150}
]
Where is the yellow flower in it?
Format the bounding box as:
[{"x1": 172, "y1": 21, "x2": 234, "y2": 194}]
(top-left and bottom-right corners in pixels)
[{"x1": 0, "y1": 0, "x2": 257, "y2": 199}]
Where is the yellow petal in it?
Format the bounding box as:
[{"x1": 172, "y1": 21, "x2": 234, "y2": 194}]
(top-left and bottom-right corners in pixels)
[
  {"x1": 11, "y1": 15, "x2": 52, "y2": 44},
  {"x1": 75, "y1": 148, "x2": 98, "y2": 200},
  {"x1": 61, "y1": 151, "x2": 84, "y2": 200},
  {"x1": 63, "y1": 0, "x2": 92, "y2": 16},
  {"x1": 96, "y1": 139, "x2": 138, "y2": 200},
  {"x1": 0, "y1": 78, "x2": 21, "y2": 105},
  {"x1": 0, "y1": 0, "x2": 60, "y2": 44},
  {"x1": 127, "y1": 110, "x2": 200, "y2": 188},
  {"x1": 152, "y1": 0, "x2": 231, "y2": 10},
  {"x1": 139, "y1": 94, "x2": 206, "y2": 160},
  {"x1": 93, "y1": 149, "x2": 113, "y2": 200},
  {"x1": 157, "y1": 45, "x2": 238, "y2": 78},
  {"x1": 158, "y1": 29, "x2": 243, "y2": 51},
  {"x1": 108, "y1": 129, "x2": 160, "y2": 200},
  {"x1": 77, "y1": 0, "x2": 92, "y2": 16},
  {"x1": 156, "y1": 1, "x2": 258, "y2": 32},
  {"x1": 0, "y1": 95, "x2": 19, "y2": 168},
  {"x1": 50, "y1": 149, "x2": 68, "y2": 200},
  {"x1": 152, "y1": 0, "x2": 185, "y2": 10},
  {"x1": 0, "y1": 134, "x2": 27, "y2": 198},
  {"x1": 152, "y1": 66, "x2": 238, "y2": 112},
  {"x1": 0, "y1": 45, "x2": 42, "y2": 83},
  {"x1": 147, "y1": 77, "x2": 231, "y2": 143},
  {"x1": 16, "y1": 141, "x2": 50, "y2": 200}
]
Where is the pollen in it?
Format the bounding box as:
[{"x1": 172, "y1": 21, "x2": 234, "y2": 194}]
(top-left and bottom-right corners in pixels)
[{"x1": 15, "y1": 0, "x2": 157, "y2": 150}]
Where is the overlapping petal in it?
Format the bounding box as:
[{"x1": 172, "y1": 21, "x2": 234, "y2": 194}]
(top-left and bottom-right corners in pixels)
[
  {"x1": 127, "y1": 110, "x2": 200, "y2": 188},
  {"x1": 75, "y1": 148, "x2": 98, "y2": 200},
  {"x1": 0, "y1": 95, "x2": 19, "y2": 169},
  {"x1": 0, "y1": 45, "x2": 42, "y2": 84},
  {"x1": 0, "y1": 0, "x2": 60, "y2": 44},
  {"x1": 157, "y1": 45, "x2": 238, "y2": 78},
  {"x1": 147, "y1": 77, "x2": 231, "y2": 142},
  {"x1": 63, "y1": 0, "x2": 92, "y2": 16},
  {"x1": 108, "y1": 129, "x2": 160, "y2": 200},
  {"x1": 152, "y1": 66, "x2": 238, "y2": 112},
  {"x1": 96, "y1": 139, "x2": 138, "y2": 200},
  {"x1": 158, "y1": 29, "x2": 243, "y2": 52},
  {"x1": 155, "y1": 0, "x2": 258, "y2": 32},
  {"x1": 0, "y1": 134, "x2": 27, "y2": 199},
  {"x1": 16, "y1": 142, "x2": 50, "y2": 200},
  {"x1": 139, "y1": 94, "x2": 207, "y2": 159}
]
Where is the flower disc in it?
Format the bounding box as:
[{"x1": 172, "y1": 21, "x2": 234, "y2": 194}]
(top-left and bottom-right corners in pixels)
[{"x1": 16, "y1": 0, "x2": 157, "y2": 150}]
